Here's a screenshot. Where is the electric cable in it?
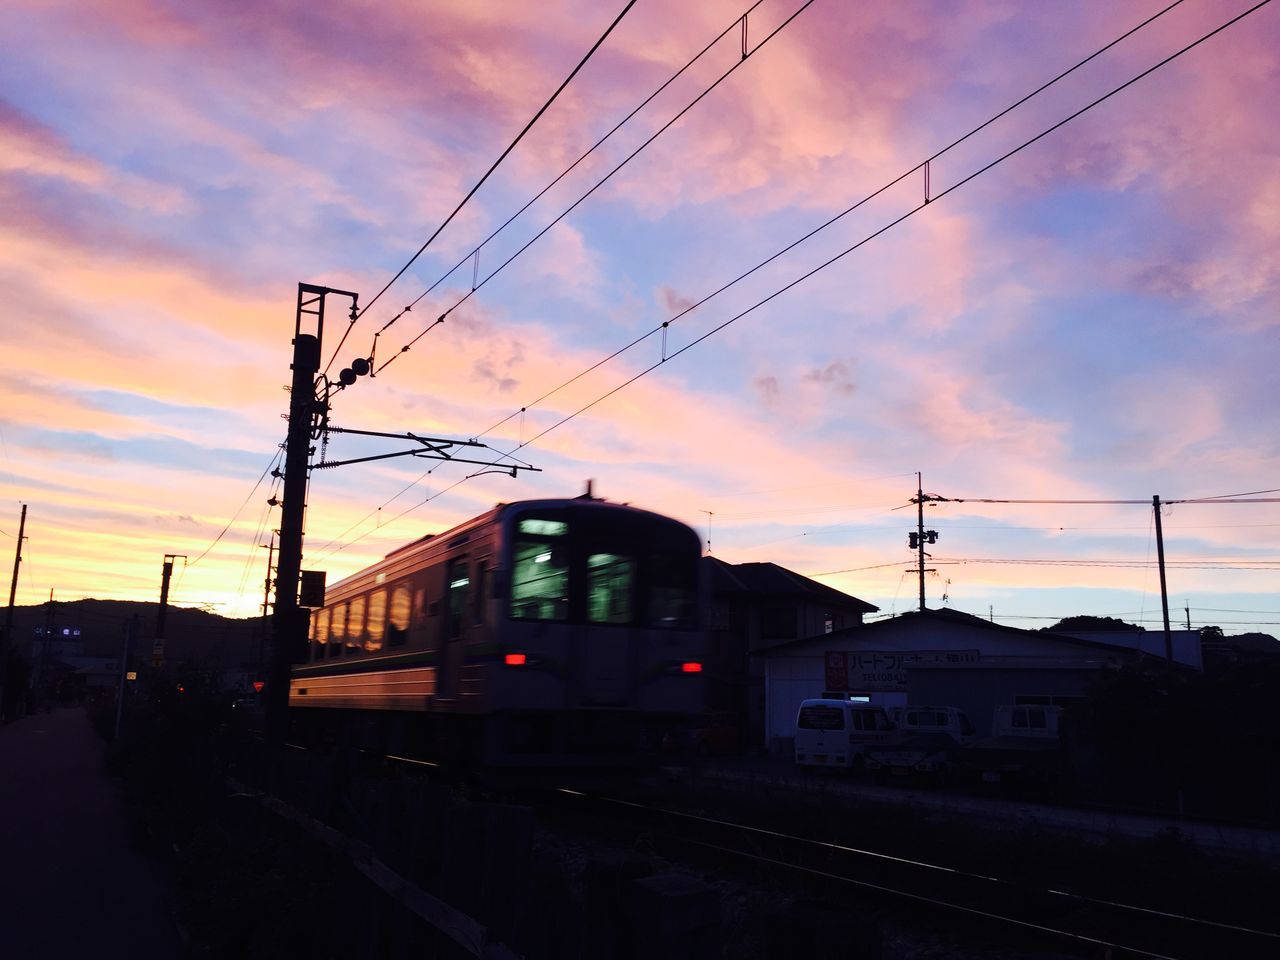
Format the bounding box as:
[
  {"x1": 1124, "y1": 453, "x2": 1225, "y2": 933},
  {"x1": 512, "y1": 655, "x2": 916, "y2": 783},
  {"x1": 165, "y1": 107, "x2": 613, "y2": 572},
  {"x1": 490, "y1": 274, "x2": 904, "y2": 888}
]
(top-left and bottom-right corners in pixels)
[
  {"x1": 310, "y1": 0, "x2": 1271, "y2": 560},
  {"x1": 188, "y1": 445, "x2": 284, "y2": 567},
  {"x1": 377, "y1": 0, "x2": 816, "y2": 378},
  {"x1": 365, "y1": 1, "x2": 767, "y2": 364},
  {"x1": 465, "y1": 0, "x2": 1193, "y2": 440},
  {"x1": 488, "y1": 0, "x2": 1275, "y2": 464},
  {"x1": 325, "y1": 0, "x2": 639, "y2": 375}
]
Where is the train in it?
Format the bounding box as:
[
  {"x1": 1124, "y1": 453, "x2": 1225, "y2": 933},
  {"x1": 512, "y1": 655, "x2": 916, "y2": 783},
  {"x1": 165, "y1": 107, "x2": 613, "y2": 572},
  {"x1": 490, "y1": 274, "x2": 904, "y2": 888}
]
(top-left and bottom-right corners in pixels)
[{"x1": 289, "y1": 494, "x2": 707, "y2": 764}]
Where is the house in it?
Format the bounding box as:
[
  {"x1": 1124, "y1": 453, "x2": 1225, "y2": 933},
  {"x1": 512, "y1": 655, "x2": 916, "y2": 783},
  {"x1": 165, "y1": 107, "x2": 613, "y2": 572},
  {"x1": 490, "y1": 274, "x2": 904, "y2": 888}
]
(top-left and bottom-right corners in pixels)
[
  {"x1": 759, "y1": 607, "x2": 1198, "y2": 753},
  {"x1": 703, "y1": 557, "x2": 878, "y2": 745}
]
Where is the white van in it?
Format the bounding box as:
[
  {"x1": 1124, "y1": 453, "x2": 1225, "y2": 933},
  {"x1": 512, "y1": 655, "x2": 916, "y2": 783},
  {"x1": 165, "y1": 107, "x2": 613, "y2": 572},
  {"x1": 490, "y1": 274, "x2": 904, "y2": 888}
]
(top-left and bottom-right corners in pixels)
[
  {"x1": 794, "y1": 699, "x2": 893, "y2": 770},
  {"x1": 886, "y1": 705, "x2": 976, "y2": 744}
]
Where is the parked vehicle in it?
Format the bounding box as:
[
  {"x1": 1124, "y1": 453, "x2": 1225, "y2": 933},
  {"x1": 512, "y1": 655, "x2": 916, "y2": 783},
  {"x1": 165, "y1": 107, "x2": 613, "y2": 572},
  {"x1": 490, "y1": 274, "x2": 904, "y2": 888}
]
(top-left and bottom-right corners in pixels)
[
  {"x1": 956, "y1": 704, "x2": 1065, "y2": 788},
  {"x1": 865, "y1": 705, "x2": 977, "y2": 784},
  {"x1": 794, "y1": 699, "x2": 893, "y2": 771},
  {"x1": 886, "y1": 705, "x2": 976, "y2": 743}
]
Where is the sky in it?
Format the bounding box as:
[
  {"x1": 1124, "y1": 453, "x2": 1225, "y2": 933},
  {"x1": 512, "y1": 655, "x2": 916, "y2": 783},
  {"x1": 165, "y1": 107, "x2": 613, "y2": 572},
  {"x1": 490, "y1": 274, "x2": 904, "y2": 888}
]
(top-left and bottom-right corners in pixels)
[{"x1": 1, "y1": 0, "x2": 1277, "y2": 635}]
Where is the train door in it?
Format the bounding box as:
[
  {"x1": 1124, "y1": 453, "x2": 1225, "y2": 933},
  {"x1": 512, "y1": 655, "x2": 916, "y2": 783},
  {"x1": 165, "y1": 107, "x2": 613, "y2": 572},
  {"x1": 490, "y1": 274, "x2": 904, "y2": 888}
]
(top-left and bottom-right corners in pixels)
[
  {"x1": 576, "y1": 546, "x2": 635, "y2": 706},
  {"x1": 438, "y1": 556, "x2": 469, "y2": 702}
]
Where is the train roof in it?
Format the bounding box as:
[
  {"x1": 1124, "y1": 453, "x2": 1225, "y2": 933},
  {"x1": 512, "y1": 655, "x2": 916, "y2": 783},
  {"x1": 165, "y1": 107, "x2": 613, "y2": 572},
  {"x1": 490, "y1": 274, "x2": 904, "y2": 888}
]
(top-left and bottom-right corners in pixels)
[{"x1": 313, "y1": 497, "x2": 700, "y2": 599}]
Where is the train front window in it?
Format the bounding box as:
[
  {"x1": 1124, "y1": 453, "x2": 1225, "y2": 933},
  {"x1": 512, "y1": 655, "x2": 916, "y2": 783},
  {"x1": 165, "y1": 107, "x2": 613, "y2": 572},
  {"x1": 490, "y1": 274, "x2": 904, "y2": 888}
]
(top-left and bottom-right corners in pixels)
[
  {"x1": 648, "y1": 553, "x2": 697, "y2": 629},
  {"x1": 511, "y1": 540, "x2": 568, "y2": 621},
  {"x1": 587, "y1": 552, "x2": 634, "y2": 624}
]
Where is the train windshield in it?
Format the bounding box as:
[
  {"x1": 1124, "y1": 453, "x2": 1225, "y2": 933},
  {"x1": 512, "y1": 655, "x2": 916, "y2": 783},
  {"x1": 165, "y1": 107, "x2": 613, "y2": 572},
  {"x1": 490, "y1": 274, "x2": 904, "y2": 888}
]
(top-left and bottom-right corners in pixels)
[{"x1": 508, "y1": 508, "x2": 697, "y2": 629}]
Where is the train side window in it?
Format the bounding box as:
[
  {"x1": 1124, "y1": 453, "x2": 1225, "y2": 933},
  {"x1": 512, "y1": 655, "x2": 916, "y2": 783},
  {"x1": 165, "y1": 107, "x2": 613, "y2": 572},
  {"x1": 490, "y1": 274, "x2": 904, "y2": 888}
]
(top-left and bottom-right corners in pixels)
[
  {"x1": 388, "y1": 584, "x2": 411, "y2": 647},
  {"x1": 313, "y1": 608, "x2": 330, "y2": 660},
  {"x1": 366, "y1": 589, "x2": 386, "y2": 652},
  {"x1": 472, "y1": 559, "x2": 488, "y2": 624},
  {"x1": 347, "y1": 596, "x2": 366, "y2": 652},
  {"x1": 330, "y1": 603, "x2": 347, "y2": 657},
  {"x1": 510, "y1": 541, "x2": 568, "y2": 621},
  {"x1": 447, "y1": 558, "x2": 470, "y2": 638},
  {"x1": 587, "y1": 552, "x2": 634, "y2": 624}
]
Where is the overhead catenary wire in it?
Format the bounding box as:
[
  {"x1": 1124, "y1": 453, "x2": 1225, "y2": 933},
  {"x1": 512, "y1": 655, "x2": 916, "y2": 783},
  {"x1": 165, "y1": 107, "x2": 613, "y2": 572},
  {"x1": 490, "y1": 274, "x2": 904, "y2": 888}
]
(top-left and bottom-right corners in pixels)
[
  {"x1": 378, "y1": 0, "x2": 816, "y2": 378},
  {"x1": 485, "y1": 0, "x2": 1277, "y2": 465},
  {"x1": 323, "y1": 0, "x2": 640, "y2": 376},
  {"x1": 188, "y1": 445, "x2": 284, "y2": 567},
  {"x1": 309, "y1": 0, "x2": 1272, "y2": 561},
  {"x1": 367, "y1": 1, "x2": 767, "y2": 362},
  {"x1": 467, "y1": 0, "x2": 1194, "y2": 439}
]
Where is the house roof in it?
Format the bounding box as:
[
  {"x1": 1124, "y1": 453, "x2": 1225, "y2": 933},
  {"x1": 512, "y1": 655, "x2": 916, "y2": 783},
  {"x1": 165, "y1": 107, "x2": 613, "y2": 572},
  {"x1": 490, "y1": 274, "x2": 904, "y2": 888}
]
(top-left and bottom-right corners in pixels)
[
  {"x1": 765, "y1": 606, "x2": 1151, "y2": 657},
  {"x1": 704, "y1": 556, "x2": 878, "y2": 613}
]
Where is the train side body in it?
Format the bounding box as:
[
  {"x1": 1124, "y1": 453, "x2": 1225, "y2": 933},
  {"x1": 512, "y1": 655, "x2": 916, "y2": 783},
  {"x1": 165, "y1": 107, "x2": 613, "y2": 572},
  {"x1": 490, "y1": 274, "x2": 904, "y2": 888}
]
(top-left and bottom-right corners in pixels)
[{"x1": 289, "y1": 498, "x2": 706, "y2": 762}]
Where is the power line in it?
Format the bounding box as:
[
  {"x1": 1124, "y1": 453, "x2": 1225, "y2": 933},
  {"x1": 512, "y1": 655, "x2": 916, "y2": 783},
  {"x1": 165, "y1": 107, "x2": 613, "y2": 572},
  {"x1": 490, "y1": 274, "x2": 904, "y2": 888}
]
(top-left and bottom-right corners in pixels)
[
  {"x1": 483, "y1": 0, "x2": 1276, "y2": 465},
  {"x1": 326, "y1": 0, "x2": 639, "y2": 375},
  {"x1": 377, "y1": 0, "x2": 816, "y2": 379},
  {"x1": 466, "y1": 0, "x2": 1194, "y2": 441},
  {"x1": 188, "y1": 446, "x2": 284, "y2": 567},
  {"x1": 365, "y1": 1, "x2": 767, "y2": 365},
  {"x1": 308, "y1": 0, "x2": 1269, "y2": 561}
]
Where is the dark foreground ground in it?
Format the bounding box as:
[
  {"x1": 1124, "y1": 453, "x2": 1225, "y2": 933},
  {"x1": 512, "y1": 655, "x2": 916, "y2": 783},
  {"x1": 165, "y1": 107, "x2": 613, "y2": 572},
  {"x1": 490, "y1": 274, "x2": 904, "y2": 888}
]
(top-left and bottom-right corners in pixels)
[{"x1": 0, "y1": 706, "x2": 182, "y2": 959}]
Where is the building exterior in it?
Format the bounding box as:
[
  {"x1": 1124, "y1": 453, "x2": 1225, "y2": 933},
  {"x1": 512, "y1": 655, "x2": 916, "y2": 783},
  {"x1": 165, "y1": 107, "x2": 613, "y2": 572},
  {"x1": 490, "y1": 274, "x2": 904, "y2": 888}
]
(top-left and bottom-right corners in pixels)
[
  {"x1": 760, "y1": 607, "x2": 1200, "y2": 752},
  {"x1": 703, "y1": 557, "x2": 878, "y2": 745}
]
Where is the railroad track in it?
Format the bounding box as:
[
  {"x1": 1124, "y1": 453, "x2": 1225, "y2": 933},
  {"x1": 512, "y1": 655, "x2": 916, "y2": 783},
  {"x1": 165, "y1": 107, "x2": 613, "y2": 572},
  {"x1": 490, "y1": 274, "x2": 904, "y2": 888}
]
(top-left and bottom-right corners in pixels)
[{"x1": 544, "y1": 785, "x2": 1280, "y2": 960}]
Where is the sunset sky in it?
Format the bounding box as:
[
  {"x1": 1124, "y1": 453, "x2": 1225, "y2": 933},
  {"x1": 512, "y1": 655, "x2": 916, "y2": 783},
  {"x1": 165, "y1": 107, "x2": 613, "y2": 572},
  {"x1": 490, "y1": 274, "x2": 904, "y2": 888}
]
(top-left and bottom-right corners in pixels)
[{"x1": 1, "y1": 0, "x2": 1277, "y2": 634}]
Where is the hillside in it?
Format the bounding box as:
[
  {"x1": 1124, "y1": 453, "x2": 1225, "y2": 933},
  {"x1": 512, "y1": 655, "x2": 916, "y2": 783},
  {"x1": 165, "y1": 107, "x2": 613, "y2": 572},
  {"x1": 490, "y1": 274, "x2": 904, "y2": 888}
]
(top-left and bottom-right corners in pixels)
[{"x1": 4, "y1": 598, "x2": 261, "y2": 671}]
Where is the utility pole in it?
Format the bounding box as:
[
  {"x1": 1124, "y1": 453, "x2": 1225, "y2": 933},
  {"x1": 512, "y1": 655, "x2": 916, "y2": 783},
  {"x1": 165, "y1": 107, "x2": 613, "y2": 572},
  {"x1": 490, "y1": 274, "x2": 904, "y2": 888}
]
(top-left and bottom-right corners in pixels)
[
  {"x1": 908, "y1": 473, "x2": 939, "y2": 612},
  {"x1": 0, "y1": 502, "x2": 27, "y2": 718},
  {"x1": 264, "y1": 282, "x2": 539, "y2": 750},
  {"x1": 36, "y1": 589, "x2": 55, "y2": 703},
  {"x1": 153, "y1": 554, "x2": 186, "y2": 669},
  {"x1": 1152, "y1": 495, "x2": 1173, "y2": 667},
  {"x1": 1185, "y1": 601, "x2": 1191, "y2": 631},
  {"x1": 115, "y1": 615, "x2": 137, "y2": 739},
  {"x1": 258, "y1": 532, "x2": 276, "y2": 681},
  {"x1": 267, "y1": 283, "x2": 358, "y2": 747}
]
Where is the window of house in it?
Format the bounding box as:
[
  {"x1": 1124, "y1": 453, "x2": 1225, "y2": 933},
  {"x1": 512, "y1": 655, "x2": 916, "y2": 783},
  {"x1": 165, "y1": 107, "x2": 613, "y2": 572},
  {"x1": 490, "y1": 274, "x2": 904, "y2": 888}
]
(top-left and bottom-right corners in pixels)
[
  {"x1": 366, "y1": 589, "x2": 386, "y2": 652},
  {"x1": 388, "y1": 584, "x2": 411, "y2": 648},
  {"x1": 587, "y1": 552, "x2": 634, "y2": 624},
  {"x1": 760, "y1": 606, "x2": 797, "y2": 640}
]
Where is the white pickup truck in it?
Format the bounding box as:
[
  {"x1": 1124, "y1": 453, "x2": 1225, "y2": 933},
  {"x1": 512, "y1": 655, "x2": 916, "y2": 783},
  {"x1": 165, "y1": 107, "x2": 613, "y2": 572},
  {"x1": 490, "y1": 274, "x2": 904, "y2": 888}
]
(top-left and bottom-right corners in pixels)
[
  {"x1": 956, "y1": 704, "x2": 1065, "y2": 788},
  {"x1": 864, "y1": 705, "x2": 977, "y2": 784}
]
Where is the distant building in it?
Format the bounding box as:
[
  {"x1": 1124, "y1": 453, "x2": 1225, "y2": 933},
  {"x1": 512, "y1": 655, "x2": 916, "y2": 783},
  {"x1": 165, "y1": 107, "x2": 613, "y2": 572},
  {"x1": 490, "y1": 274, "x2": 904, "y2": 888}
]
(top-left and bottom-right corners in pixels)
[
  {"x1": 703, "y1": 557, "x2": 878, "y2": 745},
  {"x1": 760, "y1": 607, "x2": 1199, "y2": 753}
]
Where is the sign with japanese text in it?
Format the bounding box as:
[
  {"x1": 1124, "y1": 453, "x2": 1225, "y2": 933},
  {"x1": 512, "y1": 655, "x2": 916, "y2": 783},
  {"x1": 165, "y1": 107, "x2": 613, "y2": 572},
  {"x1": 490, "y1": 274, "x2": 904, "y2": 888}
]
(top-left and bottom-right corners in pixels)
[{"x1": 824, "y1": 649, "x2": 980, "y2": 691}]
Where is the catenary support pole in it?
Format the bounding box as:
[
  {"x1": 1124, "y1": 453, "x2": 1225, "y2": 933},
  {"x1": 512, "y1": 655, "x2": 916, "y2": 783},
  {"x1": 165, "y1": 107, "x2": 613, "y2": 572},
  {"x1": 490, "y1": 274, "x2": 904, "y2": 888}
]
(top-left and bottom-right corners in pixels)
[{"x1": 267, "y1": 283, "x2": 357, "y2": 749}]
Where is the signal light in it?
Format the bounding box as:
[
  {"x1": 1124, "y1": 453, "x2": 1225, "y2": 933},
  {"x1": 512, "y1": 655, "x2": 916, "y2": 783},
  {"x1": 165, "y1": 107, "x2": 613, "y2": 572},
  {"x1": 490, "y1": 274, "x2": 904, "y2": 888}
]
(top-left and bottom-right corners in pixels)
[
  {"x1": 252, "y1": 680, "x2": 265, "y2": 693},
  {"x1": 681, "y1": 661, "x2": 702, "y2": 674},
  {"x1": 504, "y1": 653, "x2": 528, "y2": 666}
]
